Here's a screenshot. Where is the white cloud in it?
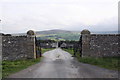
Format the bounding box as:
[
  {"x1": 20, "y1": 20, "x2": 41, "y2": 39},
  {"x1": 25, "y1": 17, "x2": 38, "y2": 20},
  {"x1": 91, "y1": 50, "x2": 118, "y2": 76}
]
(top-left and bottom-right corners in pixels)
[{"x1": 1, "y1": 0, "x2": 119, "y2": 33}]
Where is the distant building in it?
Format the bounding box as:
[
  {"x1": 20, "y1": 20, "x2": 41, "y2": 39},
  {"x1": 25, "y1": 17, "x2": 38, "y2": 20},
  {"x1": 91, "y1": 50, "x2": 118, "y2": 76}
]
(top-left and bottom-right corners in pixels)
[
  {"x1": 60, "y1": 43, "x2": 67, "y2": 48},
  {"x1": 51, "y1": 43, "x2": 58, "y2": 48}
]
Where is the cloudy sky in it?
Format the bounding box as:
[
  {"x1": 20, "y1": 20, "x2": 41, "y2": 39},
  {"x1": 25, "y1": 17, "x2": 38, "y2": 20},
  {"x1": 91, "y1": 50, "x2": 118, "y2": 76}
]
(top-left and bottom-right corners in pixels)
[{"x1": 0, "y1": 0, "x2": 119, "y2": 33}]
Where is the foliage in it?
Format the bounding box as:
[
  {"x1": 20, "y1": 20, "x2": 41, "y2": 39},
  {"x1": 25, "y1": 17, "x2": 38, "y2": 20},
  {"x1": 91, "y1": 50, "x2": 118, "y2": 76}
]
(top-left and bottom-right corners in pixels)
[
  {"x1": 41, "y1": 48, "x2": 55, "y2": 54},
  {"x1": 38, "y1": 40, "x2": 56, "y2": 43},
  {"x1": 37, "y1": 33, "x2": 80, "y2": 41}
]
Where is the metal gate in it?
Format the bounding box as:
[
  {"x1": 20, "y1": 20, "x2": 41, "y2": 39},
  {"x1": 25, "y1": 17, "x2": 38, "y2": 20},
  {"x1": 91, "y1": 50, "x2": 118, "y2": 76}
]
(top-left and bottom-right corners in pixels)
[{"x1": 35, "y1": 36, "x2": 42, "y2": 58}]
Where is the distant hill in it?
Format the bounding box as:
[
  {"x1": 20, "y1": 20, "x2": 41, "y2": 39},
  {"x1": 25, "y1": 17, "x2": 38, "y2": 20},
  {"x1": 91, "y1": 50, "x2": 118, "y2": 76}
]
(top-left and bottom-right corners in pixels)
[
  {"x1": 36, "y1": 29, "x2": 73, "y2": 35},
  {"x1": 11, "y1": 29, "x2": 119, "y2": 41},
  {"x1": 36, "y1": 29, "x2": 119, "y2": 41},
  {"x1": 36, "y1": 29, "x2": 80, "y2": 41}
]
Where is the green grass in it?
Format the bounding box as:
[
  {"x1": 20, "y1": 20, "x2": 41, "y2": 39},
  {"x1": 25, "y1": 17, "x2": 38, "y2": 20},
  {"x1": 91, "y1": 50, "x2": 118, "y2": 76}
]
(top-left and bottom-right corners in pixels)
[
  {"x1": 63, "y1": 48, "x2": 120, "y2": 71},
  {"x1": 0, "y1": 65, "x2": 2, "y2": 79},
  {"x1": 41, "y1": 48, "x2": 55, "y2": 54},
  {"x1": 2, "y1": 58, "x2": 41, "y2": 78},
  {"x1": 38, "y1": 33, "x2": 80, "y2": 41},
  {"x1": 2, "y1": 48, "x2": 54, "y2": 78}
]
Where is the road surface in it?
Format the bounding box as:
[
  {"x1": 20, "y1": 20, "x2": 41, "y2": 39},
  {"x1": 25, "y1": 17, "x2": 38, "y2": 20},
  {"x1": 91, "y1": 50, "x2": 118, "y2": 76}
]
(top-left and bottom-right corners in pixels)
[{"x1": 9, "y1": 48, "x2": 118, "y2": 78}]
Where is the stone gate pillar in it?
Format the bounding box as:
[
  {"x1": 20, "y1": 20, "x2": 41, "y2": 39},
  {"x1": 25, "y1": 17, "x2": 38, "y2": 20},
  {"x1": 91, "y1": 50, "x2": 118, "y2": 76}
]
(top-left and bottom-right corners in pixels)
[
  {"x1": 81, "y1": 29, "x2": 91, "y2": 57},
  {"x1": 27, "y1": 30, "x2": 36, "y2": 59}
]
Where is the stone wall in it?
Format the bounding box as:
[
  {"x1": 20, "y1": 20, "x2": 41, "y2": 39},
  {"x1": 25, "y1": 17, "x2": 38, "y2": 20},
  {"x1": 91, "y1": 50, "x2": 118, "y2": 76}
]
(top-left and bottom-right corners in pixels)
[
  {"x1": 2, "y1": 36, "x2": 35, "y2": 60},
  {"x1": 89, "y1": 34, "x2": 119, "y2": 57},
  {"x1": 81, "y1": 30, "x2": 120, "y2": 57}
]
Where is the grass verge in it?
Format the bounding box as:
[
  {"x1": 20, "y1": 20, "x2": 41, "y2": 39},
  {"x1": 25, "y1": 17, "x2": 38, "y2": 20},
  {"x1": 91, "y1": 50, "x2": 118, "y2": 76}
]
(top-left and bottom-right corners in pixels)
[
  {"x1": 2, "y1": 58, "x2": 41, "y2": 78},
  {"x1": 2, "y1": 48, "x2": 54, "y2": 78},
  {"x1": 41, "y1": 48, "x2": 55, "y2": 54},
  {"x1": 63, "y1": 48, "x2": 119, "y2": 71}
]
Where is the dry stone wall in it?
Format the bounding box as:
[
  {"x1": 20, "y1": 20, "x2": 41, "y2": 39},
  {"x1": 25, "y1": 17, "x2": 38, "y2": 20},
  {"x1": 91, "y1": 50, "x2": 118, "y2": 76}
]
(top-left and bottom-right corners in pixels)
[
  {"x1": 89, "y1": 34, "x2": 119, "y2": 57},
  {"x1": 81, "y1": 30, "x2": 120, "y2": 57},
  {"x1": 2, "y1": 36, "x2": 35, "y2": 60}
]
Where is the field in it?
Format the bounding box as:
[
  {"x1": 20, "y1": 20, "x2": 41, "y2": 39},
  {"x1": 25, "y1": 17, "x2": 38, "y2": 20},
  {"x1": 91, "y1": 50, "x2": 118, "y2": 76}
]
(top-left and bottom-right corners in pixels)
[
  {"x1": 37, "y1": 33, "x2": 80, "y2": 41},
  {"x1": 63, "y1": 48, "x2": 119, "y2": 71}
]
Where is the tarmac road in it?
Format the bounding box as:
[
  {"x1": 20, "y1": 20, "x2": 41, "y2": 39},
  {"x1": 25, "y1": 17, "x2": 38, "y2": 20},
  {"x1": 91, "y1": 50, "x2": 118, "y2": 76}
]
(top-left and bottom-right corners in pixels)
[{"x1": 9, "y1": 48, "x2": 118, "y2": 78}]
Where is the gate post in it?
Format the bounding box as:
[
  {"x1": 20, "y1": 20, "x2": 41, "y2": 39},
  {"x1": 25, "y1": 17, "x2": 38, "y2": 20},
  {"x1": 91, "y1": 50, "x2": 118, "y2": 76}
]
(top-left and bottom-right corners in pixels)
[
  {"x1": 27, "y1": 30, "x2": 36, "y2": 59},
  {"x1": 81, "y1": 29, "x2": 91, "y2": 57}
]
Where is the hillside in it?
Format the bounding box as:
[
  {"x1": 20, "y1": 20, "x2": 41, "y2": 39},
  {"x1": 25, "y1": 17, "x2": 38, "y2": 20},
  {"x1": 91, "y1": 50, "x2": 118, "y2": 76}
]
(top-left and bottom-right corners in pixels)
[
  {"x1": 11, "y1": 29, "x2": 119, "y2": 41},
  {"x1": 36, "y1": 29, "x2": 73, "y2": 35},
  {"x1": 36, "y1": 29, "x2": 80, "y2": 41}
]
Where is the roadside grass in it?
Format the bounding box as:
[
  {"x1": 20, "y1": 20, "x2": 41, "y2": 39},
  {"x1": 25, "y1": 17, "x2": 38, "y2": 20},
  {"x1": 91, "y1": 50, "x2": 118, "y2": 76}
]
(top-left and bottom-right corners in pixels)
[
  {"x1": 0, "y1": 65, "x2": 2, "y2": 79},
  {"x1": 2, "y1": 48, "x2": 54, "y2": 78},
  {"x1": 41, "y1": 48, "x2": 55, "y2": 54},
  {"x1": 2, "y1": 57, "x2": 41, "y2": 78},
  {"x1": 63, "y1": 48, "x2": 119, "y2": 71}
]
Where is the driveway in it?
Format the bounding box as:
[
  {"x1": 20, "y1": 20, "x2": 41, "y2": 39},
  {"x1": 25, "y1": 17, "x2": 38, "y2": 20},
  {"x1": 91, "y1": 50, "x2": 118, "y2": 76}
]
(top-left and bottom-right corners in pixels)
[{"x1": 9, "y1": 48, "x2": 118, "y2": 78}]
